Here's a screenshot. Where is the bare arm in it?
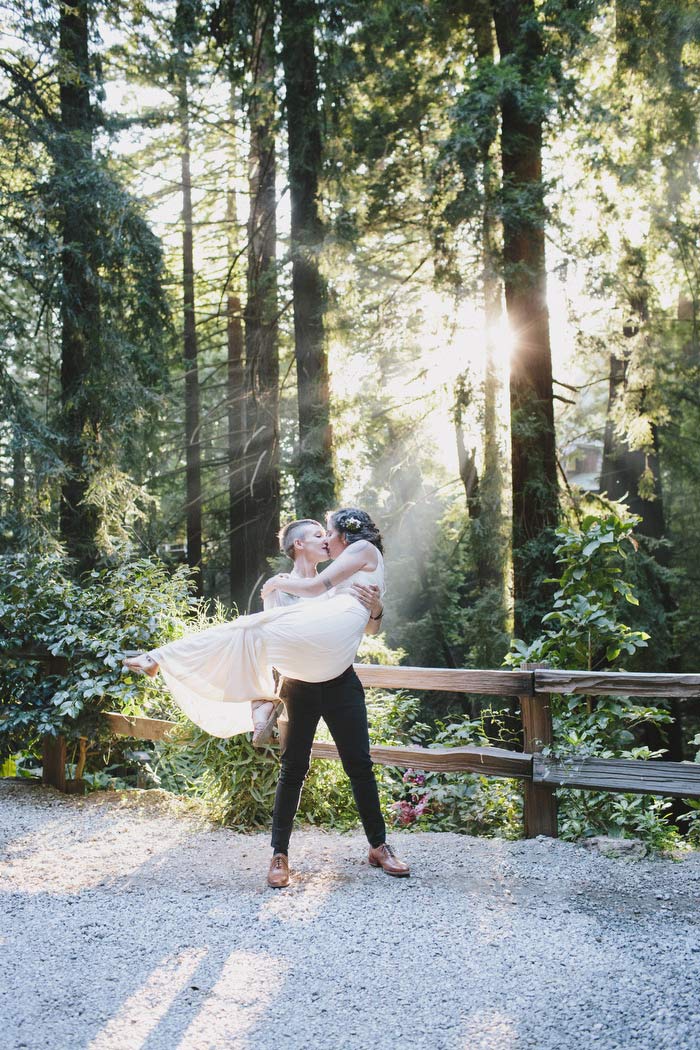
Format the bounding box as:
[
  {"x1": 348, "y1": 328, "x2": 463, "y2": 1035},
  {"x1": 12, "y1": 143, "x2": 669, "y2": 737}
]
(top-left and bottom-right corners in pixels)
[
  {"x1": 353, "y1": 583, "x2": 384, "y2": 634},
  {"x1": 261, "y1": 541, "x2": 376, "y2": 600}
]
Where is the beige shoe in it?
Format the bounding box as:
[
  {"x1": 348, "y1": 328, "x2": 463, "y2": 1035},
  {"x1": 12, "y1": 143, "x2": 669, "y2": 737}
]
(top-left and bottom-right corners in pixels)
[
  {"x1": 368, "y1": 843, "x2": 410, "y2": 877},
  {"x1": 252, "y1": 701, "x2": 284, "y2": 747},
  {"x1": 267, "y1": 853, "x2": 290, "y2": 888},
  {"x1": 122, "y1": 653, "x2": 159, "y2": 678}
]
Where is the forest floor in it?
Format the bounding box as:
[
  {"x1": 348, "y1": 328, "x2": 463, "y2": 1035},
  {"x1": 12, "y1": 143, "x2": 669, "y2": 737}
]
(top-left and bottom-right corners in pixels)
[{"x1": 2, "y1": 780, "x2": 699, "y2": 1050}]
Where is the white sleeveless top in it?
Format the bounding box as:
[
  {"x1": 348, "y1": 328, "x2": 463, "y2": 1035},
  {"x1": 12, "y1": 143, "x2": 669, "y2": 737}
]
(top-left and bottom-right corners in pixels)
[{"x1": 332, "y1": 547, "x2": 385, "y2": 599}]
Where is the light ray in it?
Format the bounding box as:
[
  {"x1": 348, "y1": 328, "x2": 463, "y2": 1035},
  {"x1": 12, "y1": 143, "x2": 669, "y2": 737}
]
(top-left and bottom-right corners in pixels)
[{"x1": 88, "y1": 948, "x2": 207, "y2": 1050}]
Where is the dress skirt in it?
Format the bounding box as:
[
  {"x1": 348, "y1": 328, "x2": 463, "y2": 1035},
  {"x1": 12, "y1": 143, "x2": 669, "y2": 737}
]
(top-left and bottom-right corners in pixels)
[{"x1": 149, "y1": 593, "x2": 369, "y2": 738}]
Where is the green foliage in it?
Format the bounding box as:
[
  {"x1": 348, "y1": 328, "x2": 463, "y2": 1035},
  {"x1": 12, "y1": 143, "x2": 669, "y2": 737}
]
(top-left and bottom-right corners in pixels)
[
  {"x1": 557, "y1": 782, "x2": 680, "y2": 854},
  {"x1": 412, "y1": 499, "x2": 510, "y2": 672},
  {"x1": 149, "y1": 657, "x2": 418, "y2": 833},
  {"x1": 356, "y1": 631, "x2": 406, "y2": 666},
  {"x1": 0, "y1": 1, "x2": 171, "y2": 564},
  {"x1": 507, "y1": 505, "x2": 685, "y2": 850},
  {"x1": 143, "y1": 627, "x2": 520, "y2": 839},
  {"x1": 0, "y1": 551, "x2": 198, "y2": 761},
  {"x1": 151, "y1": 712, "x2": 363, "y2": 832},
  {"x1": 371, "y1": 703, "x2": 522, "y2": 838},
  {"x1": 150, "y1": 725, "x2": 281, "y2": 829},
  {"x1": 150, "y1": 683, "x2": 523, "y2": 839},
  {"x1": 506, "y1": 511, "x2": 650, "y2": 670}
]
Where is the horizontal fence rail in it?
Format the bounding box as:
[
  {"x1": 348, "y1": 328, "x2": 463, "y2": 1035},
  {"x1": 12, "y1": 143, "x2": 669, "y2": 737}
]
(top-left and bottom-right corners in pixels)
[
  {"x1": 103, "y1": 714, "x2": 533, "y2": 778},
  {"x1": 104, "y1": 713, "x2": 183, "y2": 743},
  {"x1": 5, "y1": 650, "x2": 700, "y2": 837},
  {"x1": 535, "y1": 669, "x2": 700, "y2": 698},
  {"x1": 309, "y1": 740, "x2": 533, "y2": 778},
  {"x1": 533, "y1": 754, "x2": 700, "y2": 798},
  {"x1": 355, "y1": 664, "x2": 534, "y2": 695}
]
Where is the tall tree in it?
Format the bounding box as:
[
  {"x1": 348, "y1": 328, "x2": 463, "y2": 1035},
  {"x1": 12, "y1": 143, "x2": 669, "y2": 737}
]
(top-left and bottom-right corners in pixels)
[
  {"x1": 225, "y1": 94, "x2": 248, "y2": 609},
  {"x1": 600, "y1": 248, "x2": 665, "y2": 542},
  {"x1": 491, "y1": 0, "x2": 558, "y2": 638},
  {"x1": 209, "y1": 0, "x2": 250, "y2": 605},
  {"x1": 213, "y1": 0, "x2": 280, "y2": 610},
  {"x1": 466, "y1": 0, "x2": 508, "y2": 611},
  {"x1": 174, "y1": 0, "x2": 203, "y2": 594},
  {"x1": 1, "y1": 1, "x2": 169, "y2": 565},
  {"x1": 57, "y1": 0, "x2": 101, "y2": 571},
  {"x1": 242, "y1": 4, "x2": 279, "y2": 609},
  {"x1": 279, "y1": 0, "x2": 335, "y2": 519}
]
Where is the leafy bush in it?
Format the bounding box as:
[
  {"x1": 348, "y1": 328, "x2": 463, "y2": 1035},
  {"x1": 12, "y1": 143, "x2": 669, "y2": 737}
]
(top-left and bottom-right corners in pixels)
[
  {"x1": 148, "y1": 725, "x2": 282, "y2": 829},
  {"x1": 506, "y1": 506, "x2": 684, "y2": 851},
  {"x1": 557, "y1": 783, "x2": 679, "y2": 852},
  {"x1": 505, "y1": 511, "x2": 649, "y2": 670},
  {"x1": 149, "y1": 714, "x2": 364, "y2": 832},
  {"x1": 149, "y1": 682, "x2": 523, "y2": 840},
  {"x1": 0, "y1": 551, "x2": 199, "y2": 764}
]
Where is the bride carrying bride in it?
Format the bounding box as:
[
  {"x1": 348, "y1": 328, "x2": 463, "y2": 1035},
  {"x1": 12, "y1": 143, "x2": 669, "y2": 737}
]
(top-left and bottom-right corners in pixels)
[{"x1": 123, "y1": 508, "x2": 385, "y2": 739}]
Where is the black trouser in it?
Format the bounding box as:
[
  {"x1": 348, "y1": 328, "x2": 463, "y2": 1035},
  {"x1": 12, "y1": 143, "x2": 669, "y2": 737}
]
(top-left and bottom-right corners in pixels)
[{"x1": 270, "y1": 666, "x2": 386, "y2": 853}]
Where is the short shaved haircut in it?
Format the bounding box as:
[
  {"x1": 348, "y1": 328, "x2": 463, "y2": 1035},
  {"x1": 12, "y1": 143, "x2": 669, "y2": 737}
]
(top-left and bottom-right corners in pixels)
[{"x1": 278, "y1": 519, "x2": 322, "y2": 561}]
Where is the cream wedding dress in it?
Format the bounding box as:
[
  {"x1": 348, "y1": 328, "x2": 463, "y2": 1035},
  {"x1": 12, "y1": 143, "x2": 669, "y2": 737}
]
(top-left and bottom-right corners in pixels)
[{"x1": 149, "y1": 551, "x2": 385, "y2": 738}]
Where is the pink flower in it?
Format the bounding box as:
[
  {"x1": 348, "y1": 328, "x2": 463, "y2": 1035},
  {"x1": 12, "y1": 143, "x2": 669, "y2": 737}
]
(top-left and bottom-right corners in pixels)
[{"x1": 391, "y1": 800, "x2": 418, "y2": 825}]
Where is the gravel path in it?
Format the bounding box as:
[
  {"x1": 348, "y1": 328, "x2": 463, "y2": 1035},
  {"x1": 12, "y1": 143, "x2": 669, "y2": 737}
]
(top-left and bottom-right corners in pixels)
[{"x1": 2, "y1": 780, "x2": 700, "y2": 1050}]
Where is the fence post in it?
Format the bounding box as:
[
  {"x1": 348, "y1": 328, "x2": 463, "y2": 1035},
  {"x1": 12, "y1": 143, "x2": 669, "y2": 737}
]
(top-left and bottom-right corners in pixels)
[
  {"x1": 42, "y1": 734, "x2": 66, "y2": 792},
  {"x1": 519, "y1": 665, "x2": 557, "y2": 837}
]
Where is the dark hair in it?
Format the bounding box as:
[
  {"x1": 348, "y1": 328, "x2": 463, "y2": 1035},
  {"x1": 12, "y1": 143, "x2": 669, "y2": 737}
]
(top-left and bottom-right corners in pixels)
[
  {"x1": 328, "y1": 508, "x2": 384, "y2": 553},
  {"x1": 278, "y1": 519, "x2": 322, "y2": 561}
]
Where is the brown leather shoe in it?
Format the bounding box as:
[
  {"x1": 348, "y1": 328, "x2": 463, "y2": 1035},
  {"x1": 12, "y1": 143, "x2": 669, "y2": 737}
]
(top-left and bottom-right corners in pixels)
[
  {"x1": 267, "y1": 853, "x2": 290, "y2": 888},
  {"x1": 368, "y1": 843, "x2": 410, "y2": 877}
]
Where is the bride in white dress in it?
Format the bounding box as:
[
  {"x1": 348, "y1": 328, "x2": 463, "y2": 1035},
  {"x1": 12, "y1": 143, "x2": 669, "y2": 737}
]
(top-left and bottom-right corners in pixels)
[{"x1": 123, "y1": 509, "x2": 385, "y2": 739}]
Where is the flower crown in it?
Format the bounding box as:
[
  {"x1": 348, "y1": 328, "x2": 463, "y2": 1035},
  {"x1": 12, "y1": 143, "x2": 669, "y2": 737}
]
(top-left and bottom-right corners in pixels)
[{"x1": 343, "y1": 516, "x2": 362, "y2": 533}]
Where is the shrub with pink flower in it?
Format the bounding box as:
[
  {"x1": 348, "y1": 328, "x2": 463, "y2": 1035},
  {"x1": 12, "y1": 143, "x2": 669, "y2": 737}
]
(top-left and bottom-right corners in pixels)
[{"x1": 391, "y1": 768, "x2": 431, "y2": 826}]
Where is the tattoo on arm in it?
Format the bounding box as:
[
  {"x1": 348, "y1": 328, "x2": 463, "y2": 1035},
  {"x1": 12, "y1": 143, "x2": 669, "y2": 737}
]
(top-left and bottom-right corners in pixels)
[{"x1": 323, "y1": 577, "x2": 334, "y2": 592}]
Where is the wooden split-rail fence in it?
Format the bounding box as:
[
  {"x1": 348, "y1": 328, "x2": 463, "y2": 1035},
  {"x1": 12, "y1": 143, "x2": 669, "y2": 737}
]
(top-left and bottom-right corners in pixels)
[{"x1": 16, "y1": 660, "x2": 700, "y2": 838}]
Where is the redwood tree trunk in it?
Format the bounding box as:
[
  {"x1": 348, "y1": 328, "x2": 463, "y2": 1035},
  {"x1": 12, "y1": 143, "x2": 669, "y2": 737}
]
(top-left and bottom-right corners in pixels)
[
  {"x1": 279, "y1": 0, "x2": 335, "y2": 519},
  {"x1": 243, "y1": 10, "x2": 279, "y2": 610},
  {"x1": 470, "y1": 0, "x2": 506, "y2": 596},
  {"x1": 226, "y1": 157, "x2": 247, "y2": 610},
  {"x1": 492, "y1": 0, "x2": 558, "y2": 639},
  {"x1": 58, "y1": 0, "x2": 100, "y2": 572},
  {"x1": 177, "y1": 44, "x2": 203, "y2": 595}
]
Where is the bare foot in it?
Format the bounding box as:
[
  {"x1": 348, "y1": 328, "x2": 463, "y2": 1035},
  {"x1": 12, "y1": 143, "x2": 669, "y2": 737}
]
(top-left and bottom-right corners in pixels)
[{"x1": 123, "y1": 653, "x2": 159, "y2": 678}]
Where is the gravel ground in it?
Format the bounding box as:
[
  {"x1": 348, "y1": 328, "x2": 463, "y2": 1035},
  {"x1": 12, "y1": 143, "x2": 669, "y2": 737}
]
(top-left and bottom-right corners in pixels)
[{"x1": 2, "y1": 780, "x2": 700, "y2": 1050}]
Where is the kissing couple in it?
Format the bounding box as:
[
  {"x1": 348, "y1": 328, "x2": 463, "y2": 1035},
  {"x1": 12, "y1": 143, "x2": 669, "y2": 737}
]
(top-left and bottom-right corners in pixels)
[{"x1": 124, "y1": 508, "x2": 410, "y2": 886}]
